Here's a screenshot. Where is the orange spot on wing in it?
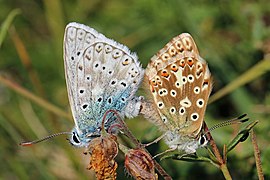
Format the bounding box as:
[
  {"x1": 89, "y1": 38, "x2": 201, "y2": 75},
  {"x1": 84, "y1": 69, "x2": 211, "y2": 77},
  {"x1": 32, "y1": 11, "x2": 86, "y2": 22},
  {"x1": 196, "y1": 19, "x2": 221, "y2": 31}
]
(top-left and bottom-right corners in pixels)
[
  {"x1": 187, "y1": 58, "x2": 194, "y2": 66},
  {"x1": 171, "y1": 64, "x2": 178, "y2": 72},
  {"x1": 161, "y1": 70, "x2": 169, "y2": 78},
  {"x1": 179, "y1": 60, "x2": 185, "y2": 67}
]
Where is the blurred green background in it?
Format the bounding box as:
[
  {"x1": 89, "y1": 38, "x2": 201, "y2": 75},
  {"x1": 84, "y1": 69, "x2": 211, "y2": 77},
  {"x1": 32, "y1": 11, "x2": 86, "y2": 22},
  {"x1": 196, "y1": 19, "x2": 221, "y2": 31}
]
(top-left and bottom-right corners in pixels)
[{"x1": 0, "y1": 0, "x2": 270, "y2": 179}]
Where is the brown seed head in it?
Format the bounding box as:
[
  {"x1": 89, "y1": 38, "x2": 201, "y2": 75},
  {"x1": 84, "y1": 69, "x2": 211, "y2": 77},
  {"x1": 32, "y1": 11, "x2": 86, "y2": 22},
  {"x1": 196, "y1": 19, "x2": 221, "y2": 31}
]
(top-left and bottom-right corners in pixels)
[
  {"x1": 125, "y1": 149, "x2": 158, "y2": 180},
  {"x1": 87, "y1": 135, "x2": 118, "y2": 180}
]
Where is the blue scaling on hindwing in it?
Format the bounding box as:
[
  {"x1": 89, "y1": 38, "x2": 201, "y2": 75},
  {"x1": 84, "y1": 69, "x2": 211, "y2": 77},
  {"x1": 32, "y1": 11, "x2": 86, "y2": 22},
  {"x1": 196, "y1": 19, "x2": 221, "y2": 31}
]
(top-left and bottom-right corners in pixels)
[{"x1": 64, "y1": 22, "x2": 144, "y2": 147}]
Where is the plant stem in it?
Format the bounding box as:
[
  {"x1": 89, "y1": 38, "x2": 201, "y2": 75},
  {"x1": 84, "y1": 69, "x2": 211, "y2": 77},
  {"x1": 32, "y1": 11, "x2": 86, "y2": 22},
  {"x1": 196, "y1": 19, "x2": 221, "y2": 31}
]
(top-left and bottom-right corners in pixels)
[
  {"x1": 220, "y1": 163, "x2": 232, "y2": 180},
  {"x1": 251, "y1": 129, "x2": 264, "y2": 180},
  {"x1": 204, "y1": 122, "x2": 232, "y2": 180}
]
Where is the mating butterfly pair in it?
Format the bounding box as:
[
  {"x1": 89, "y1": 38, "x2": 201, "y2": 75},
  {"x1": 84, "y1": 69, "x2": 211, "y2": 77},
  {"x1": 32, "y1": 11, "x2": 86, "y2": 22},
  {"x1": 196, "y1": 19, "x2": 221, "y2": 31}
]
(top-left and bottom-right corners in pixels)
[{"x1": 62, "y1": 22, "x2": 212, "y2": 154}]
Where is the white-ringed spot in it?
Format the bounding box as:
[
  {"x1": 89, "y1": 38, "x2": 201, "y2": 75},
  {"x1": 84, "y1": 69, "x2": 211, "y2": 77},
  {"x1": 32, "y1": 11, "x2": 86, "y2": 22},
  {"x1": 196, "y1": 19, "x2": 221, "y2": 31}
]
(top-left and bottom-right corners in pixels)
[
  {"x1": 105, "y1": 45, "x2": 113, "y2": 53},
  {"x1": 170, "y1": 107, "x2": 176, "y2": 114},
  {"x1": 112, "y1": 49, "x2": 123, "y2": 58},
  {"x1": 191, "y1": 113, "x2": 199, "y2": 121},
  {"x1": 93, "y1": 61, "x2": 101, "y2": 70},
  {"x1": 162, "y1": 53, "x2": 170, "y2": 61},
  {"x1": 79, "y1": 88, "x2": 85, "y2": 94},
  {"x1": 161, "y1": 116, "x2": 168, "y2": 123},
  {"x1": 194, "y1": 86, "x2": 200, "y2": 94},
  {"x1": 179, "y1": 107, "x2": 186, "y2": 115},
  {"x1": 196, "y1": 99, "x2": 204, "y2": 108},
  {"x1": 86, "y1": 75, "x2": 91, "y2": 81},
  {"x1": 157, "y1": 101, "x2": 164, "y2": 109},
  {"x1": 110, "y1": 79, "x2": 117, "y2": 87},
  {"x1": 81, "y1": 103, "x2": 89, "y2": 110},
  {"x1": 95, "y1": 43, "x2": 104, "y2": 52},
  {"x1": 182, "y1": 76, "x2": 187, "y2": 84},
  {"x1": 122, "y1": 56, "x2": 131, "y2": 66},
  {"x1": 170, "y1": 90, "x2": 177, "y2": 97},
  {"x1": 187, "y1": 74, "x2": 194, "y2": 83},
  {"x1": 107, "y1": 69, "x2": 114, "y2": 76},
  {"x1": 175, "y1": 81, "x2": 181, "y2": 88}
]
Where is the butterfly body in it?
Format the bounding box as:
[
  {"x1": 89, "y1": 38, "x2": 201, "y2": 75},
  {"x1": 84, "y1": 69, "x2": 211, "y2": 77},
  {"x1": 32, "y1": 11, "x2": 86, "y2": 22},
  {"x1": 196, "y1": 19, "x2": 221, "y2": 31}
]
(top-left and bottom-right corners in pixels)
[
  {"x1": 143, "y1": 33, "x2": 212, "y2": 153},
  {"x1": 64, "y1": 23, "x2": 144, "y2": 147}
]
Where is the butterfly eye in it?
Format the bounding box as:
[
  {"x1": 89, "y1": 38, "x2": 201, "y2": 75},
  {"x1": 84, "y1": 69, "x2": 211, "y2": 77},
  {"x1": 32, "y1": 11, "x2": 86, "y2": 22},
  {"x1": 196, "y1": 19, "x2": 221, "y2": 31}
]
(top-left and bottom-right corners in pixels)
[
  {"x1": 199, "y1": 135, "x2": 208, "y2": 147},
  {"x1": 71, "y1": 132, "x2": 81, "y2": 145}
]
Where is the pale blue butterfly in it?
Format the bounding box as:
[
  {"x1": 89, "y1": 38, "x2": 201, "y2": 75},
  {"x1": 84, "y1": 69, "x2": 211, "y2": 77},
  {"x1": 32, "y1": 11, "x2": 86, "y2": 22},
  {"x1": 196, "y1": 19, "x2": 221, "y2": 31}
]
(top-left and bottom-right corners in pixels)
[
  {"x1": 64, "y1": 22, "x2": 144, "y2": 147},
  {"x1": 20, "y1": 22, "x2": 144, "y2": 147}
]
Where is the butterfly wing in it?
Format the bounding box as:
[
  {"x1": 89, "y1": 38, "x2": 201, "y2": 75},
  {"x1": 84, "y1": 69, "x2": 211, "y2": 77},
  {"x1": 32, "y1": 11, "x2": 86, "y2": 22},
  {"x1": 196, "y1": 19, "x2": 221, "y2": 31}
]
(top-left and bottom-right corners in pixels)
[
  {"x1": 145, "y1": 33, "x2": 212, "y2": 137},
  {"x1": 64, "y1": 23, "x2": 144, "y2": 135}
]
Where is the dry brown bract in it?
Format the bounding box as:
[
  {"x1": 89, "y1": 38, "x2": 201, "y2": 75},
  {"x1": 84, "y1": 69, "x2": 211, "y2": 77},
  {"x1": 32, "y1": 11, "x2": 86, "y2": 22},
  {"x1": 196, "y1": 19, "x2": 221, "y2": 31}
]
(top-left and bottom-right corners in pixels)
[
  {"x1": 86, "y1": 135, "x2": 118, "y2": 180},
  {"x1": 125, "y1": 149, "x2": 158, "y2": 180}
]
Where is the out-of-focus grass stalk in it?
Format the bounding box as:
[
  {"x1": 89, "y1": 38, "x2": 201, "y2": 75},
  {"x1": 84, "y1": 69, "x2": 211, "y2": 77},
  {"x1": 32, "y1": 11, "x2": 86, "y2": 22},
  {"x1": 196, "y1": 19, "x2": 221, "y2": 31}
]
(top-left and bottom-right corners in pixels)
[
  {"x1": 43, "y1": 0, "x2": 65, "y2": 57},
  {"x1": 209, "y1": 57, "x2": 270, "y2": 104},
  {"x1": 9, "y1": 26, "x2": 46, "y2": 97},
  {"x1": 0, "y1": 8, "x2": 21, "y2": 48},
  {"x1": 0, "y1": 75, "x2": 72, "y2": 121}
]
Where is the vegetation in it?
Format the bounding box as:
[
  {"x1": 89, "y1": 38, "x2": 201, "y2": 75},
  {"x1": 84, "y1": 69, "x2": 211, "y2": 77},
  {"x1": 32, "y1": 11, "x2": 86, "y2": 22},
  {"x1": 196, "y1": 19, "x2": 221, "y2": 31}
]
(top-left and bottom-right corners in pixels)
[{"x1": 0, "y1": 0, "x2": 269, "y2": 179}]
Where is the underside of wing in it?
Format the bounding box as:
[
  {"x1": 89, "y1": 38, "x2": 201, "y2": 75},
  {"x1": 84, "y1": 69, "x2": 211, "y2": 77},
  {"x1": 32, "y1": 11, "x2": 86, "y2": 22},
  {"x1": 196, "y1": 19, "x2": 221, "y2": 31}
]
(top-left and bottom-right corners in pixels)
[
  {"x1": 64, "y1": 23, "x2": 144, "y2": 134},
  {"x1": 145, "y1": 33, "x2": 212, "y2": 137}
]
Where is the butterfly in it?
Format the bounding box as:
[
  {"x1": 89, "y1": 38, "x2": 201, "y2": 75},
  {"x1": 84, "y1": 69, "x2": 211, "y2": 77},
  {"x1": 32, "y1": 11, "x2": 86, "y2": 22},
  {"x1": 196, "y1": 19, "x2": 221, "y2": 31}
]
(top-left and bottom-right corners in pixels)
[
  {"x1": 64, "y1": 22, "x2": 144, "y2": 147},
  {"x1": 142, "y1": 33, "x2": 212, "y2": 154}
]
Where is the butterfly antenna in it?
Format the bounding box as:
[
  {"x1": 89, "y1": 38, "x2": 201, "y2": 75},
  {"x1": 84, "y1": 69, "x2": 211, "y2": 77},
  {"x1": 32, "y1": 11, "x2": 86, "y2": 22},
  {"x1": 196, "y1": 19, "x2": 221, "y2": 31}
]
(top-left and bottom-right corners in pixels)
[
  {"x1": 204, "y1": 114, "x2": 249, "y2": 136},
  {"x1": 20, "y1": 132, "x2": 72, "y2": 147}
]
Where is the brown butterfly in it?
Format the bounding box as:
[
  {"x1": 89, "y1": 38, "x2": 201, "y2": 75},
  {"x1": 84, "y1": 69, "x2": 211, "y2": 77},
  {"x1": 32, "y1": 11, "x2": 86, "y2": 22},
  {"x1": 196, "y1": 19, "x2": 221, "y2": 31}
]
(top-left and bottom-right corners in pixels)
[{"x1": 141, "y1": 33, "x2": 212, "y2": 154}]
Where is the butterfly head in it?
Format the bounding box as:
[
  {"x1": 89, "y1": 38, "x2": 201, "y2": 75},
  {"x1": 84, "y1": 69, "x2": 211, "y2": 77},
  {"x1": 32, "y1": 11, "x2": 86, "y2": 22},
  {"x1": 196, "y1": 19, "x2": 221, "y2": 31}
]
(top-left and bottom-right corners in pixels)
[
  {"x1": 198, "y1": 133, "x2": 208, "y2": 147},
  {"x1": 69, "y1": 127, "x2": 101, "y2": 147}
]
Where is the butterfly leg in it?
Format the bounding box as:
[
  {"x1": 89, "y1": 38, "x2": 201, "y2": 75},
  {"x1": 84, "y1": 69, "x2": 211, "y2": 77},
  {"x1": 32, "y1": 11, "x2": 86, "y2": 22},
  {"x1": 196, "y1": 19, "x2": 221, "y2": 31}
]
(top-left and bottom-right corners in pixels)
[
  {"x1": 153, "y1": 147, "x2": 177, "y2": 159},
  {"x1": 143, "y1": 133, "x2": 167, "y2": 147}
]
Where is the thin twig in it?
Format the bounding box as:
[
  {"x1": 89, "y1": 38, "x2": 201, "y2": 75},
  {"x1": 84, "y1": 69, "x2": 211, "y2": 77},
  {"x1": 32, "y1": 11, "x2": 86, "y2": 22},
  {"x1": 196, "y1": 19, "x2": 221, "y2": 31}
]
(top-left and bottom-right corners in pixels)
[
  {"x1": 251, "y1": 129, "x2": 264, "y2": 180},
  {"x1": 204, "y1": 123, "x2": 232, "y2": 180}
]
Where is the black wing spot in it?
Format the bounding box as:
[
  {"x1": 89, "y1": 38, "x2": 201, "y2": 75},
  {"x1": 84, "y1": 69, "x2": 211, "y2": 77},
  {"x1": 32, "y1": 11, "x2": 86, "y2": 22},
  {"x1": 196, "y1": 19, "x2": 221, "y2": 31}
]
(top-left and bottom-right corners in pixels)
[
  {"x1": 108, "y1": 98, "x2": 112, "y2": 104},
  {"x1": 121, "y1": 82, "x2": 127, "y2": 87},
  {"x1": 97, "y1": 97, "x2": 102, "y2": 102},
  {"x1": 82, "y1": 104, "x2": 88, "y2": 109}
]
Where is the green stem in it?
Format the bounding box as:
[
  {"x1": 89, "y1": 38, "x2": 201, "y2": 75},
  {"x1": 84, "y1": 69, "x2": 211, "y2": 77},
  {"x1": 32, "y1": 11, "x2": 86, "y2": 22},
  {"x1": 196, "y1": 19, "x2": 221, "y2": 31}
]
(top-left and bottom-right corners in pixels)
[{"x1": 220, "y1": 164, "x2": 232, "y2": 180}]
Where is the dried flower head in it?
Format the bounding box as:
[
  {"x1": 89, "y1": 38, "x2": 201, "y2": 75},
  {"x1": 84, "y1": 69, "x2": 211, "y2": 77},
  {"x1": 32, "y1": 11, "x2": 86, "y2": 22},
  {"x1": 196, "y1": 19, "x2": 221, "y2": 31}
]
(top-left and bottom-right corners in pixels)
[
  {"x1": 87, "y1": 135, "x2": 118, "y2": 180},
  {"x1": 125, "y1": 149, "x2": 158, "y2": 180}
]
